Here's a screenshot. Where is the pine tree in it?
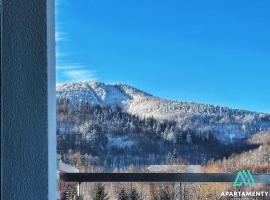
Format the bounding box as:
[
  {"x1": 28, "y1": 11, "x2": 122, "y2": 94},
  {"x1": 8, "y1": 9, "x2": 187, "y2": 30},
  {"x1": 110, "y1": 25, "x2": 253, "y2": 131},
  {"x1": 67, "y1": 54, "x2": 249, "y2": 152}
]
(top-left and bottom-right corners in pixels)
[
  {"x1": 166, "y1": 152, "x2": 173, "y2": 164},
  {"x1": 186, "y1": 132, "x2": 192, "y2": 145},
  {"x1": 176, "y1": 131, "x2": 183, "y2": 144},
  {"x1": 64, "y1": 184, "x2": 78, "y2": 200},
  {"x1": 117, "y1": 188, "x2": 129, "y2": 200},
  {"x1": 172, "y1": 148, "x2": 177, "y2": 161},
  {"x1": 129, "y1": 187, "x2": 140, "y2": 200},
  {"x1": 93, "y1": 183, "x2": 109, "y2": 200},
  {"x1": 158, "y1": 186, "x2": 173, "y2": 200}
]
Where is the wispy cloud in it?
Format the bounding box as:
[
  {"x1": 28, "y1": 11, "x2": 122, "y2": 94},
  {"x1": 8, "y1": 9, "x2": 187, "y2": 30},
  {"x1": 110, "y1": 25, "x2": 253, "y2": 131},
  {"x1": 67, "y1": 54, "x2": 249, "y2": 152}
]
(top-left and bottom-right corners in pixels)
[
  {"x1": 56, "y1": 63, "x2": 85, "y2": 70},
  {"x1": 55, "y1": 30, "x2": 68, "y2": 42},
  {"x1": 64, "y1": 70, "x2": 97, "y2": 82},
  {"x1": 55, "y1": 0, "x2": 97, "y2": 83},
  {"x1": 57, "y1": 63, "x2": 98, "y2": 82},
  {"x1": 56, "y1": 51, "x2": 68, "y2": 59}
]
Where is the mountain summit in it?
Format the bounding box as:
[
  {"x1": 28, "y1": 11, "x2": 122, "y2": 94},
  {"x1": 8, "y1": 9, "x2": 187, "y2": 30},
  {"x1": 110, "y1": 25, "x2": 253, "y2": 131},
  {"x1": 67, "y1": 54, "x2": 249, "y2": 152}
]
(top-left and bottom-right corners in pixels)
[{"x1": 57, "y1": 81, "x2": 270, "y2": 143}]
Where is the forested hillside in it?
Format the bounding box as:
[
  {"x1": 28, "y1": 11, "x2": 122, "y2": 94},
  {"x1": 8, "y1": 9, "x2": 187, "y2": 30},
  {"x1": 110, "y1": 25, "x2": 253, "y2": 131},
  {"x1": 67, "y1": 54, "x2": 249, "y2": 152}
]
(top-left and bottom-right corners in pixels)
[
  {"x1": 57, "y1": 81, "x2": 270, "y2": 143},
  {"x1": 57, "y1": 99, "x2": 260, "y2": 171}
]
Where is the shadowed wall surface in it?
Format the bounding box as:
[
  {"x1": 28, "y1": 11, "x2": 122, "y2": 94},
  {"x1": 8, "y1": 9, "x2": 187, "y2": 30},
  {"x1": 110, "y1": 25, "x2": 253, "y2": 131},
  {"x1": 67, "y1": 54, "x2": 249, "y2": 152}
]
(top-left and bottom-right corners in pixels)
[{"x1": 1, "y1": 0, "x2": 54, "y2": 199}]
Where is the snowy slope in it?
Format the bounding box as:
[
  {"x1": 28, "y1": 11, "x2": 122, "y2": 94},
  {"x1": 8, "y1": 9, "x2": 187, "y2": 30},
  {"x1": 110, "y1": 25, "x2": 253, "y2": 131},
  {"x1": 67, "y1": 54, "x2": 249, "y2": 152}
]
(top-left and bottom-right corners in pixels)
[
  {"x1": 57, "y1": 81, "x2": 270, "y2": 143},
  {"x1": 57, "y1": 81, "x2": 131, "y2": 106}
]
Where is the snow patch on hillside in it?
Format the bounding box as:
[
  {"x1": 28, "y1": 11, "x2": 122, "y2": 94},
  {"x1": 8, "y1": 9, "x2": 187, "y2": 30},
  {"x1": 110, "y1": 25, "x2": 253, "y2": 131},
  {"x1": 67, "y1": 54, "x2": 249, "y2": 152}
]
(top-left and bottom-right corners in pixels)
[{"x1": 56, "y1": 81, "x2": 270, "y2": 143}]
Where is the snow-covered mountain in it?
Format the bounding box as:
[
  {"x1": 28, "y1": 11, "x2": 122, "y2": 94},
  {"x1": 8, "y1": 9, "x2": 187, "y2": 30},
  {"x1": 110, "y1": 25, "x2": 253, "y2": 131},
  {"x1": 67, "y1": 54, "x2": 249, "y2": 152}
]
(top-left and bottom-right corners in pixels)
[{"x1": 57, "y1": 81, "x2": 270, "y2": 143}]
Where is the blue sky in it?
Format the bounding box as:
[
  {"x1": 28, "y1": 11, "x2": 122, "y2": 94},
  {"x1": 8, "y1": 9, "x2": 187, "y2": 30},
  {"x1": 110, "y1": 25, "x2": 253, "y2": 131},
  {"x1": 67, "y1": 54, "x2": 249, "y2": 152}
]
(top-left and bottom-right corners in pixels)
[{"x1": 56, "y1": 0, "x2": 270, "y2": 113}]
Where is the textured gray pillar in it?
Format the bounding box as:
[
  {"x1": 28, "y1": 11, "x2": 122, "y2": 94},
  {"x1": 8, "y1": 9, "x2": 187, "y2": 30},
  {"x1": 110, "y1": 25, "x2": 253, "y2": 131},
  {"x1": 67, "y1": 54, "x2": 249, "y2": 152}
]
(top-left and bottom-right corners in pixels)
[{"x1": 1, "y1": 0, "x2": 56, "y2": 199}]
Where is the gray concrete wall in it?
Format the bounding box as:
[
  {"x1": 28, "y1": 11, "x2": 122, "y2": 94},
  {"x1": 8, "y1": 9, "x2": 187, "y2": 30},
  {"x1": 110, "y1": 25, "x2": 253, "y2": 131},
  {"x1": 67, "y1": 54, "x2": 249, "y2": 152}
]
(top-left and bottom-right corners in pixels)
[{"x1": 1, "y1": 0, "x2": 56, "y2": 199}]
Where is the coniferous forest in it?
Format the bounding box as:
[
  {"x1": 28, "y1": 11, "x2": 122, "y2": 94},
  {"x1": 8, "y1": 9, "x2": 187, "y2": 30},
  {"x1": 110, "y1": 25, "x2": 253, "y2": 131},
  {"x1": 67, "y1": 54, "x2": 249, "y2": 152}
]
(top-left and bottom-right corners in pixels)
[
  {"x1": 57, "y1": 99, "x2": 260, "y2": 171},
  {"x1": 56, "y1": 83, "x2": 270, "y2": 200}
]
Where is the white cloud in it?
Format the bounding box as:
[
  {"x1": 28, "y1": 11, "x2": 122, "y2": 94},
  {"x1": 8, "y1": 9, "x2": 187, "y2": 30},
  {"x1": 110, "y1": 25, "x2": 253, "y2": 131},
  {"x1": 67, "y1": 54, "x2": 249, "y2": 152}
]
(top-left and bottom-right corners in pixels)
[
  {"x1": 64, "y1": 70, "x2": 97, "y2": 82},
  {"x1": 56, "y1": 63, "x2": 85, "y2": 70},
  {"x1": 56, "y1": 51, "x2": 67, "y2": 59},
  {"x1": 57, "y1": 63, "x2": 98, "y2": 83},
  {"x1": 55, "y1": 0, "x2": 96, "y2": 83},
  {"x1": 55, "y1": 30, "x2": 68, "y2": 42}
]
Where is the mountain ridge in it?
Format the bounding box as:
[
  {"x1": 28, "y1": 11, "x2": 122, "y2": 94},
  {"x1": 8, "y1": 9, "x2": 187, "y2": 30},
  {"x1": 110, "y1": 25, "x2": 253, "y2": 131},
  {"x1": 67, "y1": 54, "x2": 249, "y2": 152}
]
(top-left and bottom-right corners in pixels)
[
  {"x1": 56, "y1": 81, "x2": 270, "y2": 143},
  {"x1": 57, "y1": 81, "x2": 268, "y2": 115}
]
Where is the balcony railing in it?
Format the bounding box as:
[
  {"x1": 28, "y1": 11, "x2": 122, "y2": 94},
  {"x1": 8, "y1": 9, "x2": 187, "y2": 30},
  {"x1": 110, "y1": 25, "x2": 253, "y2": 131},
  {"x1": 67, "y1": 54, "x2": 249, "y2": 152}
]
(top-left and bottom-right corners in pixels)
[{"x1": 60, "y1": 172, "x2": 270, "y2": 183}]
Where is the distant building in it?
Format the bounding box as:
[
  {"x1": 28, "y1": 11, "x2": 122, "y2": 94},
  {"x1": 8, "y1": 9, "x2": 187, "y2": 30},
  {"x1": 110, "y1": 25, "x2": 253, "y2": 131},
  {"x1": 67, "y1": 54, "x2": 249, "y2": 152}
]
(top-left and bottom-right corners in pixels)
[{"x1": 147, "y1": 164, "x2": 201, "y2": 173}]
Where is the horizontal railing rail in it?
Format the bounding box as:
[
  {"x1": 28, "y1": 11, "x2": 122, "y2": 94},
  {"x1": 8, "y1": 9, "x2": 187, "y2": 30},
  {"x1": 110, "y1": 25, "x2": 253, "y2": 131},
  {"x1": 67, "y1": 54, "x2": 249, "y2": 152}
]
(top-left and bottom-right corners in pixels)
[{"x1": 60, "y1": 173, "x2": 270, "y2": 183}]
